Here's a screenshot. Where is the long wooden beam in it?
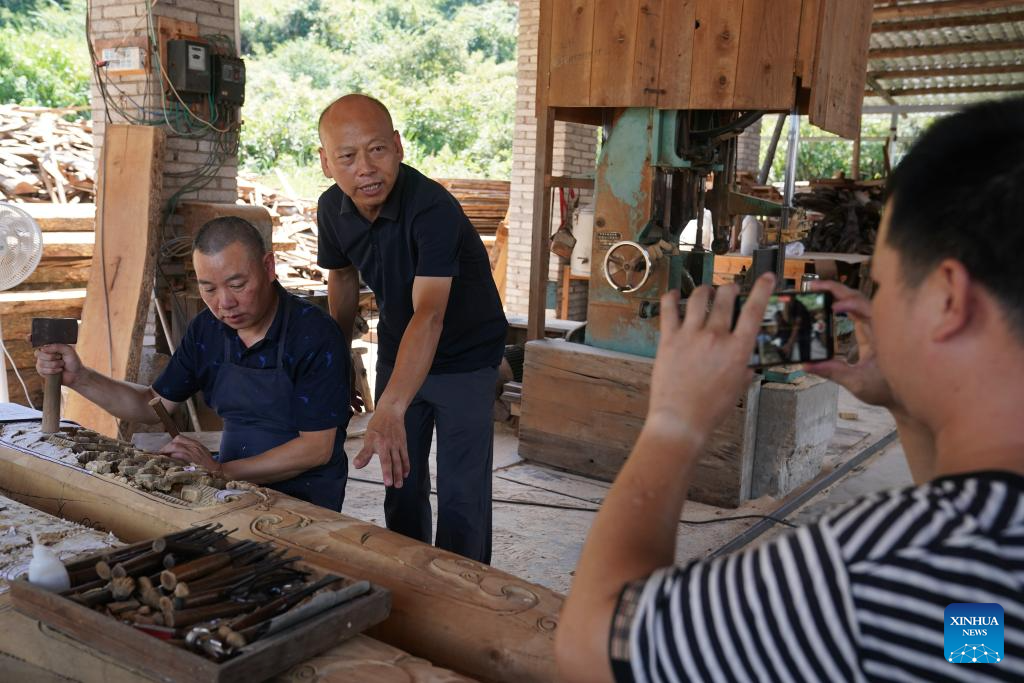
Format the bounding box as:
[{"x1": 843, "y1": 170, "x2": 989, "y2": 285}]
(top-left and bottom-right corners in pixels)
[
  {"x1": 526, "y1": 0, "x2": 555, "y2": 342},
  {"x1": 873, "y1": 8, "x2": 1024, "y2": 32},
  {"x1": 65, "y1": 125, "x2": 163, "y2": 437},
  {"x1": 865, "y1": 75, "x2": 900, "y2": 108},
  {"x1": 871, "y1": 63, "x2": 1024, "y2": 80},
  {"x1": 868, "y1": 82, "x2": 1024, "y2": 96},
  {"x1": 873, "y1": 0, "x2": 1024, "y2": 21},
  {"x1": 870, "y1": 39, "x2": 1024, "y2": 60},
  {"x1": 0, "y1": 432, "x2": 561, "y2": 683}
]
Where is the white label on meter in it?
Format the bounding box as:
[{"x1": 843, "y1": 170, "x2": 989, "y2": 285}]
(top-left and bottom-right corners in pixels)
[{"x1": 187, "y1": 44, "x2": 206, "y2": 71}]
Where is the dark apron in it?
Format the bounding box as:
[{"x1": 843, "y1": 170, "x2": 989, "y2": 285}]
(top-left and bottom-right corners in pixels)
[{"x1": 207, "y1": 302, "x2": 346, "y2": 511}]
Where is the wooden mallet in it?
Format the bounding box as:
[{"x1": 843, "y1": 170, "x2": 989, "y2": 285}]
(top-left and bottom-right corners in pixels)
[
  {"x1": 30, "y1": 318, "x2": 79, "y2": 434},
  {"x1": 148, "y1": 395, "x2": 180, "y2": 438}
]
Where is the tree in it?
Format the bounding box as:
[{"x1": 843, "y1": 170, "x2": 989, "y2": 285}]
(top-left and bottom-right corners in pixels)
[
  {"x1": 238, "y1": 0, "x2": 518, "y2": 180},
  {"x1": 1, "y1": 0, "x2": 520, "y2": 180},
  {"x1": 0, "y1": 0, "x2": 89, "y2": 108},
  {"x1": 759, "y1": 114, "x2": 939, "y2": 182}
]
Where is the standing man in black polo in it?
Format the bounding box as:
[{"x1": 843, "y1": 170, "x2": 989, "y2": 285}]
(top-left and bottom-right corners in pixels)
[{"x1": 316, "y1": 94, "x2": 507, "y2": 564}]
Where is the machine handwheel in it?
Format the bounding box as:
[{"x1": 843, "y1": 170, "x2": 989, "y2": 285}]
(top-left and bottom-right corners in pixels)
[{"x1": 603, "y1": 240, "x2": 653, "y2": 293}]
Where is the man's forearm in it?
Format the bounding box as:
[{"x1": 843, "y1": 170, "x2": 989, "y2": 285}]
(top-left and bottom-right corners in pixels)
[
  {"x1": 376, "y1": 310, "x2": 443, "y2": 413},
  {"x1": 327, "y1": 269, "x2": 360, "y2": 347},
  {"x1": 69, "y1": 368, "x2": 160, "y2": 424},
  {"x1": 220, "y1": 431, "x2": 335, "y2": 484},
  {"x1": 558, "y1": 420, "x2": 706, "y2": 683}
]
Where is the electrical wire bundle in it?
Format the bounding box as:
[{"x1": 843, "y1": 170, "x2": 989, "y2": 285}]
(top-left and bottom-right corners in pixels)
[{"x1": 84, "y1": 0, "x2": 245, "y2": 387}]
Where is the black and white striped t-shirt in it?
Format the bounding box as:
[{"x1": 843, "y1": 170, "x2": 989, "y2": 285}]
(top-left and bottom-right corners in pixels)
[{"x1": 609, "y1": 471, "x2": 1024, "y2": 682}]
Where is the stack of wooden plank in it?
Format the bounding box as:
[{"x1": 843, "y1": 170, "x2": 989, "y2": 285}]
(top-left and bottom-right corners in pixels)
[
  {"x1": 236, "y1": 174, "x2": 512, "y2": 286},
  {"x1": 13, "y1": 203, "x2": 96, "y2": 291},
  {"x1": 435, "y1": 178, "x2": 510, "y2": 236},
  {"x1": 236, "y1": 173, "x2": 325, "y2": 287},
  {"x1": 1, "y1": 289, "x2": 86, "y2": 407},
  {"x1": 0, "y1": 108, "x2": 95, "y2": 406},
  {"x1": 0, "y1": 105, "x2": 94, "y2": 203}
]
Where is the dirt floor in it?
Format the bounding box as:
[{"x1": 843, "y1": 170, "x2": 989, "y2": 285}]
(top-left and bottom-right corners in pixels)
[
  {"x1": 342, "y1": 385, "x2": 907, "y2": 594},
  {"x1": 6, "y1": 331, "x2": 907, "y2": 597}
]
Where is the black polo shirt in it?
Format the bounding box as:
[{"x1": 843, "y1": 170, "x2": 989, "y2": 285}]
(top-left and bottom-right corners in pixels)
[
  {"x1": 153, "y1": 281, "x2": 351, "y2": 435},
  {"x1": 316, "y1": 164, "x2": 507, "y2": 374}
]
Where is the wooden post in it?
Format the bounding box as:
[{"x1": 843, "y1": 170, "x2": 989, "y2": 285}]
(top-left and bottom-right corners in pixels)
[
  {"x1": 527, "y1": 109, "x2": 555, "y2": 341},
  {"x1": 490, "y1": 215, "x2": 510, "y2": 306},
  {"x1": 527, "y1": 0, "x2": 555, "y2": 342},
  {"x1": 559, "y1": 264, "x2": 571, "y2": 320}
]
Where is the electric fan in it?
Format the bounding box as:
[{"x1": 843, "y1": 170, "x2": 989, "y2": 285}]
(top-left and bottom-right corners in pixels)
[{"x1": 0, "y1": 202, "x2": 44, "y2": 403}]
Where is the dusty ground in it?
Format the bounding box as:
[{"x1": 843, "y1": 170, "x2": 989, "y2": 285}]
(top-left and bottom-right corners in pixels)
[
  {"x1": 342, "y1": 386, "x2": 907, "y2": 594},
  {"x1": 3, "y1": 331, "x2": 909, "y2": 597}
]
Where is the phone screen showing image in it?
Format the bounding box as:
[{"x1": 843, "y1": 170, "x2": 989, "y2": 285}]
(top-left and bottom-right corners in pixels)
[{"x1": 734, "y1": 290, "x2": 834, "y2": 369}]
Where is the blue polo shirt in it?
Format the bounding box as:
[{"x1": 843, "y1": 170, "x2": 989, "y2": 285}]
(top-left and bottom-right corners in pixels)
[
  {"x1": 316, "y1": 164, "x2": 507, "y2": 374},
  {"x1": 153, "y1": 281, "x2": 351, "y2": 436}
]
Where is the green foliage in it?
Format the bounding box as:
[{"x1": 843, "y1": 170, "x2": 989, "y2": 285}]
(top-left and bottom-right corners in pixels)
[
  {"x1": 238, "y1": 0, "x2": 518, "y2": 182},
  {"x1": 0, "y1": 0, "x2": 89, "y2": 107},
  {"x1": 3, "y1": 0, "x2": 519, "y2": 182},
  {"x1": 759, "y1": 114, "x2": 938, "y2": 183}
]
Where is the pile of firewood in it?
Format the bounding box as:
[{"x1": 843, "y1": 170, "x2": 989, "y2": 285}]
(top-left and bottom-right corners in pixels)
[
  {"x1": 795, "y1": 180, "x2": 884, "y2": 255},
  {"x1": 236, "y1": 173, "x2": 325, "y2": 284},
  {"x1": 0, "y1": 105, "x2": 94, "y2": 203},
  {"x1": 236, "y1": 173, "x2": 511, "y2": 285}
]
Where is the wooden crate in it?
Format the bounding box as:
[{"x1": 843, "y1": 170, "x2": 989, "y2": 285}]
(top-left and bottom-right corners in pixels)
[
  {"x1": 10, "y1": 570, "x2": 390, "y2": 683},
  {"x1": 519, "y1": 339, "x2": 761, "y2": 507}
]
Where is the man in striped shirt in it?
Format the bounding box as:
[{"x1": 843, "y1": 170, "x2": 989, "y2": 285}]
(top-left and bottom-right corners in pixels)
[{"x1": 556, "y1": 98, "x2": 1024, "y2": 682}]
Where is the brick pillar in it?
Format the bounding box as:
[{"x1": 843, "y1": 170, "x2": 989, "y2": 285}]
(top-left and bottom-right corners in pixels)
[
  {"x1": 736, "y1": 117, "x2": 763, "y2": 176},
  {"x1": 88, "y1": 0, "x2": 238, "y2": 208},
  {"x1": 507, "y1": 0, "x2": 597, "y2": 320}
]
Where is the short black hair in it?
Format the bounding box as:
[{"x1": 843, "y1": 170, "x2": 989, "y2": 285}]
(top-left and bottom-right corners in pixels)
[
  {"x1": 193, "y1": 216, "x2": 267, "y2": 262},
  {"x1": 886, "y1": 97, "x2": 1024, "y2": 334}
]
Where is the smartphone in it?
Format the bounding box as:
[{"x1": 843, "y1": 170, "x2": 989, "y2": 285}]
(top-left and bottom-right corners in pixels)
[{"x1": 733, "y1": 290, "x2": 834, "y2": 369}]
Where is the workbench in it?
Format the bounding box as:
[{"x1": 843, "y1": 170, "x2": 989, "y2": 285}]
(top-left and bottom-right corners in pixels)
[
  {"x1": 0, "y1": 493, "x2": 473, "y2": 681},
  {"x1": 714, "y1": 251, "x2": 872, "y2": 287},
  {"x1": 0, "y1": 414, "x2": 561, "y2": 683}
]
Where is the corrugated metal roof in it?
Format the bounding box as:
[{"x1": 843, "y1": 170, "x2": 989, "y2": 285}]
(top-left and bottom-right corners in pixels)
[{"x1": 866, "y1": 1, "x2": 1024, "y2": 109}]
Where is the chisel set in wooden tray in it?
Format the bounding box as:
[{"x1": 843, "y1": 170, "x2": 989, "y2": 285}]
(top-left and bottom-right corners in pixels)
[{"x1": 10, "y1": 524, "x2": 391, "y2": 682}]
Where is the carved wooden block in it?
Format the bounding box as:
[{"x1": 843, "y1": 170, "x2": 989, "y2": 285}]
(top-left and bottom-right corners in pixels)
[{"x1": 0, "y1": 423, "x2": 560, "y2": 683}]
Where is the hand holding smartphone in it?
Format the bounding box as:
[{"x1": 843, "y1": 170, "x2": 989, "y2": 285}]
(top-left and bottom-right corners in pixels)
[{"x1": 733, "y1": 290, "x2": 834, "y2": 368}]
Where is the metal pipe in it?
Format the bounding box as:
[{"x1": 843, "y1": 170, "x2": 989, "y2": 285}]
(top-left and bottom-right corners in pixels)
[
  {"x1": 782, "y1": 109, "x2": 801, "y2": 215},
  {"x1": 851, "y1": 131, "x2": 862, "y2": 180},
  {"x1": 710, "y1": 429, "x2": 898, "y2": 559},
  {"x1": 888, "y1": 112, "x2": 899, "y2": 171},
  {"x1": 776, "y1": 108, "x2": 801, "y2": 285},
  {"x1": 758, "y1": 114, "x2": 786, "y2": 184}
]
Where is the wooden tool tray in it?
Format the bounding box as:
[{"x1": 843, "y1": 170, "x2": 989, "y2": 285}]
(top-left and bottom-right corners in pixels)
[{"x1": 9, "y1": 531, "x2": 391, "y2": 683}]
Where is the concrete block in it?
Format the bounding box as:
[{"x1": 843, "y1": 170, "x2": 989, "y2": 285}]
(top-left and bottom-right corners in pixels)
[{"x1": 751, "y1": 376, "x2": 838, "y2": 498}]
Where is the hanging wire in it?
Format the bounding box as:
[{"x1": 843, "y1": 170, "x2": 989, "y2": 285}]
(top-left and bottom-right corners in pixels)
[{"x1": 0, "y1": 339, "x2": 35, "y2": 409}]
